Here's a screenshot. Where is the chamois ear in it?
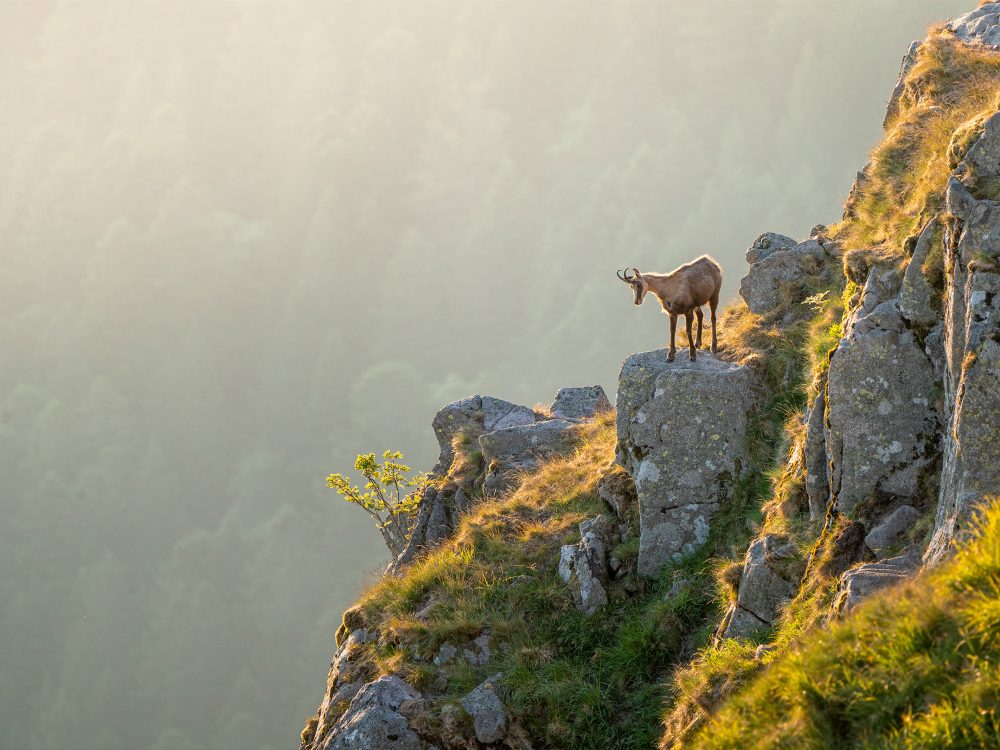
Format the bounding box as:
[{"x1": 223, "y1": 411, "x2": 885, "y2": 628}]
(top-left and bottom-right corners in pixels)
[{"x1": 631, "y1": 267, "x2": 642, "y2": 281}]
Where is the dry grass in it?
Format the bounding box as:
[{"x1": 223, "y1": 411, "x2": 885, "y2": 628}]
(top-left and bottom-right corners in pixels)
[{"x1": 833, "y1": 34, "x2": 1000, "y2": 256}]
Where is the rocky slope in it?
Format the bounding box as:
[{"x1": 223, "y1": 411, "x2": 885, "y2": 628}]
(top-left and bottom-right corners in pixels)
[{"x1": 299, "y1": 4, "x2": 1000, "y2": 748}]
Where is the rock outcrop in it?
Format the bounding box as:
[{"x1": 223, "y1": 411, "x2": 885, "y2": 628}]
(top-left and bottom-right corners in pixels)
[
  {"x1": 480, "y1": 418, "x2": 582, "y2": 494},
  {"x1": 947, "y1": 3, "x2": 1000, "y2": 49},
  {"x1": 616, "y1": 350, "x2": 764, "y2": 578},
  {"x1": 818, "y1": 260, "x2": 942, "y2": 516},
  {"x1": 397, "y1": 386, "x2": 611, "y2": 572},
  {"x1": 303, "y1": 9, "x2": 1000, "y2": 747},
  {"x1": 720, "y1": 535, "x2": 804, "y2": 639},
  {"x1": 926, "y1": 112, "x2": 1000, "y2": 563},
  {"x1": 321, "y1": 676, "x2": 423, "y2": 750},
  {"x1": 739, "y1": 237, "x2": 829, "y2": 315},
  {"x1": 549, "y1": 385, "x2": 612, "y2": 420}
]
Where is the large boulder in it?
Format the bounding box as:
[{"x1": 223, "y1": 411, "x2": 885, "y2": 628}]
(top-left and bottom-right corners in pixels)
[
  {"x1": 739, "y1": 238, "x2": 828, "y2": 315},
  {"x1": 549, "y1": 385, "x2": 611, "y2": 420},
  {"x1": 720, "y1": 534, "x2": 804, "y2": 639},
  {"x1": 617, "y1": 350, "x2": 764, "y2": 578},
  {"x1": 946, "y1": 3, "x2": 1000, "y2": 50},
  {"x1": 826, "y1": 271, "x2": 940, "y2": 513},
  {"x1": 322, "y1": 676, "x2": 424, "y2": 750}
]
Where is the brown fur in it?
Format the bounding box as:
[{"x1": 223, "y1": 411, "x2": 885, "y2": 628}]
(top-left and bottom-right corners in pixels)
[{"x1": 620, "y1": 255, "x2": 723, "y2": 362}]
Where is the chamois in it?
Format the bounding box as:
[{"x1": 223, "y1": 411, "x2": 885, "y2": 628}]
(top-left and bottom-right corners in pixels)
[{"x1": 617, "y1": 255, "x2": 723, "y2": 362}]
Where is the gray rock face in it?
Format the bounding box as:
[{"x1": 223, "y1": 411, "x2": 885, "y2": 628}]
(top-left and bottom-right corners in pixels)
[
  {"x1": 884, "y1": 41, "x2": 922, "y2": 129},
  {"x1": 323, "y1": 676, "x2": 423, "y2": 750},
  {"x1": 480, "y1": 418, "x2": 581, "y2": 492},
  {"x1": 430, "y1": 395, "x2": 534, "y2": 474},
  {"x1": 313, "y1": 629, "x2": 378, "y2": 742},
  {"x1": 739, "y1": 238, "x2": 827, "y2": 316},
  {"x1": 831, "y1": 550, "x2": 921, "y2": 617},
  {"x1": 826, "y1": 290, "x2": 940, "y2": 513},
  {"x1": 745, "y1": 232, "x2": 797, "y2": 264},
  {"x1": 947, "y1": 3, "x2": 1000, "y2": 50},
  {"x1": 865, "y1": 505, "x2": 920, "y2": 557},
  {"x1": 460, "y1": 675, "x2": 507, "y2": 745},
  {"x1": 617, "y1": 349, "x2": 764, "y2": 578},
  {"x1": 549, "y1": 385, "x2": 611, "y2": 420},
  {"x1": 559, "y1": 515, "x2": 615, "y2": 615},
  {"x1": 900, "y1": 220, "x2": 941, "y2": 328},
  {"x1": 391, "y1": 486, "x2": 471, "y2": 574},
  {"x1": 721, "y1": 535, "x2": 803, "y2": 639},
  {"x1": 926, "y1": 197, "x2": 1000, "y2": 562}
]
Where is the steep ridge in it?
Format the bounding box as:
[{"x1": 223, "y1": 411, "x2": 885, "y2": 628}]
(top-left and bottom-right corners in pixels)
[{"x1": 299, "y1": 4, "x2": 1000, "y2": 748}]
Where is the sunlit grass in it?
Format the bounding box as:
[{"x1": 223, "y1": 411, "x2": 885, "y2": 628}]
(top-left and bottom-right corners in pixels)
[
  {"x1": 684, "y1": 498, "x2": 1000, "y2": 750},
  {"x1": 833, "y1": 33, "x2": 1000, "y2": 258}
]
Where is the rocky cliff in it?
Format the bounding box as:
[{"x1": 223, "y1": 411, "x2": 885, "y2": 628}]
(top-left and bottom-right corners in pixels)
[{"x1": 299, "y1": 5, "x2": 1000, "y2": 748}]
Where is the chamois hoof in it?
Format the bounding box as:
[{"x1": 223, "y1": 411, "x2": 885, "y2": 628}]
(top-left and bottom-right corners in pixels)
[
  {"x1": 667, "y1": 352, "x2": 676, "y2": 363},
  {"x1": 689, "y1": 351, "x2": 697, "y2": 362}
]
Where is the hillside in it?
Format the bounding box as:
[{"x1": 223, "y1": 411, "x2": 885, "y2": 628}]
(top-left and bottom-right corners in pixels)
[{"x1": 299, "y1": 3, "x2": 1000, "y2": 748}]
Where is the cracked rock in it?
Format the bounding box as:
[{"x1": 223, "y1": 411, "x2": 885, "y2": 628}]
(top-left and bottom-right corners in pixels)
[{"x1": 460, "y1": 674, "x2": 507, "y2": 745}]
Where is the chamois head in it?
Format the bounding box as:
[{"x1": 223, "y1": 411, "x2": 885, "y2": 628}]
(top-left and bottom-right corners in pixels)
[{"x1": 617, "y1": 267, "x2": 647, "y2": 305}]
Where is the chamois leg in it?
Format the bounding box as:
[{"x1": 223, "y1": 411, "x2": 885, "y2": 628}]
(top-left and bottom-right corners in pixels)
[
  {"x1": 668, "y1": 313, "x2": 677, "y2": 362},
  {"x1": 695, "y1": 307, "x2": 704, "y2": 350},
  {"x1": 710, "y1": 291, "x2": 719, "y2": 353},
  {"x1": 685, "y1": 312, "x2": 696, "y2": 361}
]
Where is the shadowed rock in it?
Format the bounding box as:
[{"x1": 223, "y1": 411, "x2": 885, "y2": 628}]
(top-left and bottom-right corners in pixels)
[
  {"x1": 831, "y1": 550, "x2": 921, "y2": 617},
  {"x1": 883, "y1": 41, "x2": 922, "y2": 129},
  {"x1": 720, "y1": 534, "x2": 804, "y2": 639},
  {"x1": 865, "y1": 505, "x2": 920, "y2": 557},
  {"x1": 559, "y1": 515, "x2": 615, "y2": 615},
  {"x1": 899, "y1": 220, "x2": 941, "y2": 327}
]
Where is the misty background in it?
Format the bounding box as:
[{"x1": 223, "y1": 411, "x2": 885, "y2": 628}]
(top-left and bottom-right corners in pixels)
[{"x1": 0, "y1": 1, "x2": 969, "y2": 748}]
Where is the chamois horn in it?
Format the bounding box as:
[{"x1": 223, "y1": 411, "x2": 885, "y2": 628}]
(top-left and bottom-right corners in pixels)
[{"x1": 617, "y1": 268, "x2": 635, "y2": 283}]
